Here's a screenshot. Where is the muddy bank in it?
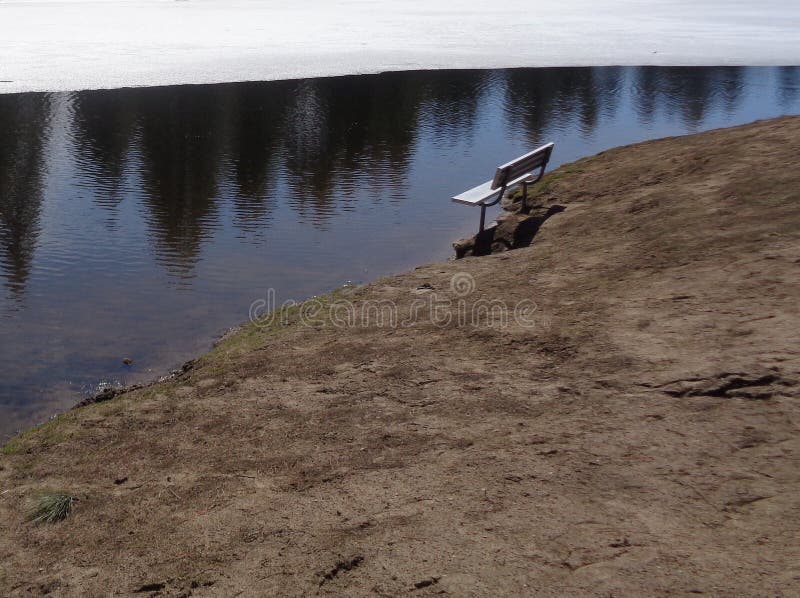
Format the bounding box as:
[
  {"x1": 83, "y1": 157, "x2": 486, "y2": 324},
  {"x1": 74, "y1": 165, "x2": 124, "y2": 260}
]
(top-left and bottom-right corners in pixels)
[{"x1": 1, "y1": 117, "x2": 799, "y2": 596}]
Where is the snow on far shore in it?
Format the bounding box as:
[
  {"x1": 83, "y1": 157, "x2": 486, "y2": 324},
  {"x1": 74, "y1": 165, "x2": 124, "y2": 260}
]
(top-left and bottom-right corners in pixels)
[{"x1": 1, "y1": 0, "x2": 799, "y2": 94}]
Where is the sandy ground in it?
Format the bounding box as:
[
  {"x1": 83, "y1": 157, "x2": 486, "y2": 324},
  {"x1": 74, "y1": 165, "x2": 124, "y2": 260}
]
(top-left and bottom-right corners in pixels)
[
  {"x1": 1, "y1": 0, "x2": 799, "y2": 93},
  {"x1": 1, "y1": 117, "x2": 799, "y2": 596}
]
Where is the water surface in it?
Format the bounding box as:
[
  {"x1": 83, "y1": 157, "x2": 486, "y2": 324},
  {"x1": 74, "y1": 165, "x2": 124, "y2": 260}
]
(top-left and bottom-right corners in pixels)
[{"x1": 1, "y1": 66, "x2": 799, "y2": 438}]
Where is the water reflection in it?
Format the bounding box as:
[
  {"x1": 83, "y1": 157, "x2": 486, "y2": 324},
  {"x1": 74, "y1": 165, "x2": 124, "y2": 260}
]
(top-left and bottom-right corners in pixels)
[
  {"x1": 135, "y1": 85, "x2": 228, "y2": 280},
  {"x1": 417, "y1": 70, "x2": 492, "y2": 144},
  {"x1": 0, "y1": 93, "x2": 50, "y2": 299},
  {"x1": 282, "y1": 75, "x2": 416, "y2": 225},
  {"x1": 227, "y1": 80, "x2": 294, "y2": 235},
  {"x1": 72, "y1": 89, "x2": 138, "y2": 214},
  {"x1": 0, "y1": 66, "x2": 798, "y2": 438},
  {"x1": 504, "y1": 67, "x2": 624, "y2": 141},
  {"x1": 633, "y1": 67, "x2": 745, "y2": 128},
  {"x1": 778, "y1": 66, "x2": 800, "y2": 108}
]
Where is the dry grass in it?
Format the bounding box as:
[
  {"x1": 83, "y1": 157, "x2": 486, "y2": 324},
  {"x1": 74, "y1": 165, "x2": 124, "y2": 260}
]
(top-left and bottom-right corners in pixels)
[{"x1": 26, "y1": 492, "x2": 75, "y2": 524}]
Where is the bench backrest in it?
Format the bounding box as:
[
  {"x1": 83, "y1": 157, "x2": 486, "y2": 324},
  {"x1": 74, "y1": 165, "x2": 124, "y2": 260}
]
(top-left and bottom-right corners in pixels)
[{"x1": 491, "y1": 143, "x2": 554, "y2": 190}]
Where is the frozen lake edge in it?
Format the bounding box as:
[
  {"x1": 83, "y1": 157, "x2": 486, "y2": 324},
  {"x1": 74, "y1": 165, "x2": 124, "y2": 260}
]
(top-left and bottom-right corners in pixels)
[{"x1": 1, "y1": 0, "x2": 799, "y2": 94}]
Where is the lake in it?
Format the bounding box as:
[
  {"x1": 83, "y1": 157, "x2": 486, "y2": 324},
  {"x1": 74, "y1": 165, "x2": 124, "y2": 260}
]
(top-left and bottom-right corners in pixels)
[{"x1": 1, "y1": 66, "x2": 799, "y2": 439}]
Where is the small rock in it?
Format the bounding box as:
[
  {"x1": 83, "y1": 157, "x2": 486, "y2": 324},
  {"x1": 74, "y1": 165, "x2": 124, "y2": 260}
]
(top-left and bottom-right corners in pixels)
[
  {"x1": 122, "y1": 358, "x2": 133, "y2": 366},
  {"x1": 413, "y1": 577, "x2": 440, "y2": 589}
]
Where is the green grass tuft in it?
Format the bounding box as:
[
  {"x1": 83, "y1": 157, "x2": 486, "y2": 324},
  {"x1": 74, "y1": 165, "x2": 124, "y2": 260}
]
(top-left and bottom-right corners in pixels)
[
  {"x1": 27, "y1": 492, "x2": 75, "y2": 524},
  {"x1": 1, "y1": 415, "x2": 74, "y2": 456},
  {"x1": 1, "y1": 438, "x2": 22, "y2": 455}
]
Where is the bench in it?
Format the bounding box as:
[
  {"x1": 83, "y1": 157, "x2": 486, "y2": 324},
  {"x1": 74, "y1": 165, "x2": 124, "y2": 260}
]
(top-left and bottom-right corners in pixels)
[{"x1": 452, "y1": 142, "x2": 554, "y2": 232}]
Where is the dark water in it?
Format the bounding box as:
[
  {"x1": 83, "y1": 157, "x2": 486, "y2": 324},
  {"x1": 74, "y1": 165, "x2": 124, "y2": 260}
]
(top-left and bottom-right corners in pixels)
[{"x1": 1, "y1": 66, "x2": 799, "y2": 438}]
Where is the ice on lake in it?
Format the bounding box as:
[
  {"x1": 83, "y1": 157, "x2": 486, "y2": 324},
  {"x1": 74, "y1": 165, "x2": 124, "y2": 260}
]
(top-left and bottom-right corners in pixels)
[{"x1": 1, "y1": 0, "x2": 799, "y2": 94}]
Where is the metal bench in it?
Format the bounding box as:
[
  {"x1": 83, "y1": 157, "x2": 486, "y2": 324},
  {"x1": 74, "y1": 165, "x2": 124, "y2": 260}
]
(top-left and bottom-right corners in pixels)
[{"x1": 452, "y1": 142, "x2": 554, "y2": 232}]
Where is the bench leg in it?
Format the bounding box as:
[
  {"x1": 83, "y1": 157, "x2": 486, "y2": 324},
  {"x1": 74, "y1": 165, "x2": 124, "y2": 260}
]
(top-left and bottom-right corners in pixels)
[
  {"x1": 479, "y1": 204, "x2": 486, "y2": 233},
  {"x1": 521, "y1": 181, "x2": 528, "y2": 212}
]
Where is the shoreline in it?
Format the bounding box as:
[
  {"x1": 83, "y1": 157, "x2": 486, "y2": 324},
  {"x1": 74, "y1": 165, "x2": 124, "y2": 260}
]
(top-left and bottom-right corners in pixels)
[
  {"x1": 2, "y1": 117, "x2": 799, "y2": 594},
  {"x1": 3, "y1": 62, "x2": 800, "y2": 97},
  {"x1": 2, "y1": 63, "x2": 800, "y2": 97}
]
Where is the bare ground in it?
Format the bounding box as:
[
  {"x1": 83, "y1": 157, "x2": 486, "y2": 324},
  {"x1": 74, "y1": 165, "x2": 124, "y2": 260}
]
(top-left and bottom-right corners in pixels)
[{"x1": 1, "y1": 117, "x2": 799, "y2": 596}]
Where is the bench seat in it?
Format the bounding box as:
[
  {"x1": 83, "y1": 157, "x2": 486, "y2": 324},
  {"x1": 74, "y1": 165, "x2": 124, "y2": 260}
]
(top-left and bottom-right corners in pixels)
[{"x1": 451, "y1": 171, "x2": 541, "y2": 206}]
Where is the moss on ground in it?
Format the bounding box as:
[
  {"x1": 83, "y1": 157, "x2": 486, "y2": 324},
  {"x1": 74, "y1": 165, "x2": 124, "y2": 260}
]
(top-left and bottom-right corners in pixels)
[
  {"x1": 199, "y1": 285, "x2": 356, "y2": 371},
  {"x1": 1, "y1": 414, "x2": 76, "y2": 456}
]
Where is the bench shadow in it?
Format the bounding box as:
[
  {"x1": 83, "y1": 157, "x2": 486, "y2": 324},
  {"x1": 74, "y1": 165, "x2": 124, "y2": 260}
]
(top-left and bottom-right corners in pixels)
[
  {"x1": 467, "y1": 204, "x2": 565, "y2": 257},
  {"x1": 513, "y1": 204, "x2": 566, "y2": 247}
]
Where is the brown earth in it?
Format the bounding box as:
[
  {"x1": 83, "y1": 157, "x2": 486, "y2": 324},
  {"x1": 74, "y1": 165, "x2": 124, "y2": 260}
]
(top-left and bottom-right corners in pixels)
[{"x1": 1, "y1": 117, "x2": 799, "y2": 597}]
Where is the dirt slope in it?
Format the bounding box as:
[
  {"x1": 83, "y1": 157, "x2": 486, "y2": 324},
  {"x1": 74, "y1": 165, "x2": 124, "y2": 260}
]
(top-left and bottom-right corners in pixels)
[{"x1": 1, "y1": 117, "x2": 799, "y2": 596}]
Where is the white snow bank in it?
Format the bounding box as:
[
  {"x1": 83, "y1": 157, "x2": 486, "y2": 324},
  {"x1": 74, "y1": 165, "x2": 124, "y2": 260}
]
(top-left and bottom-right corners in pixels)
[{"x1": 1, "y1": 0, "x2": 799, "y2": 93}]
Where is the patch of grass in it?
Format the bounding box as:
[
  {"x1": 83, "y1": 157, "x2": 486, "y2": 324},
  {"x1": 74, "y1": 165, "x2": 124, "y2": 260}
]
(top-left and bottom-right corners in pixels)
[
  {"x1": 26, "y1": 492, "x2": 75, "y2": 523},
  {"x1": 535, "y1": 168, "x2": 577, "y2": 194},
  {"x1": 199, "y1": 285, "x2": 357, "y2": 369},
  {"x1": 94, "y1": 398, "x2": 128, "y2": 416},
  {"x1": 1, "y1": 415, "x2": 74, "y2": 455},
  {"x1": 506, "y1": 162, "x2": 586, "y2": 204},
  {"x1": 0, "y1": 438, "x2": 22, "y2": 456}
]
